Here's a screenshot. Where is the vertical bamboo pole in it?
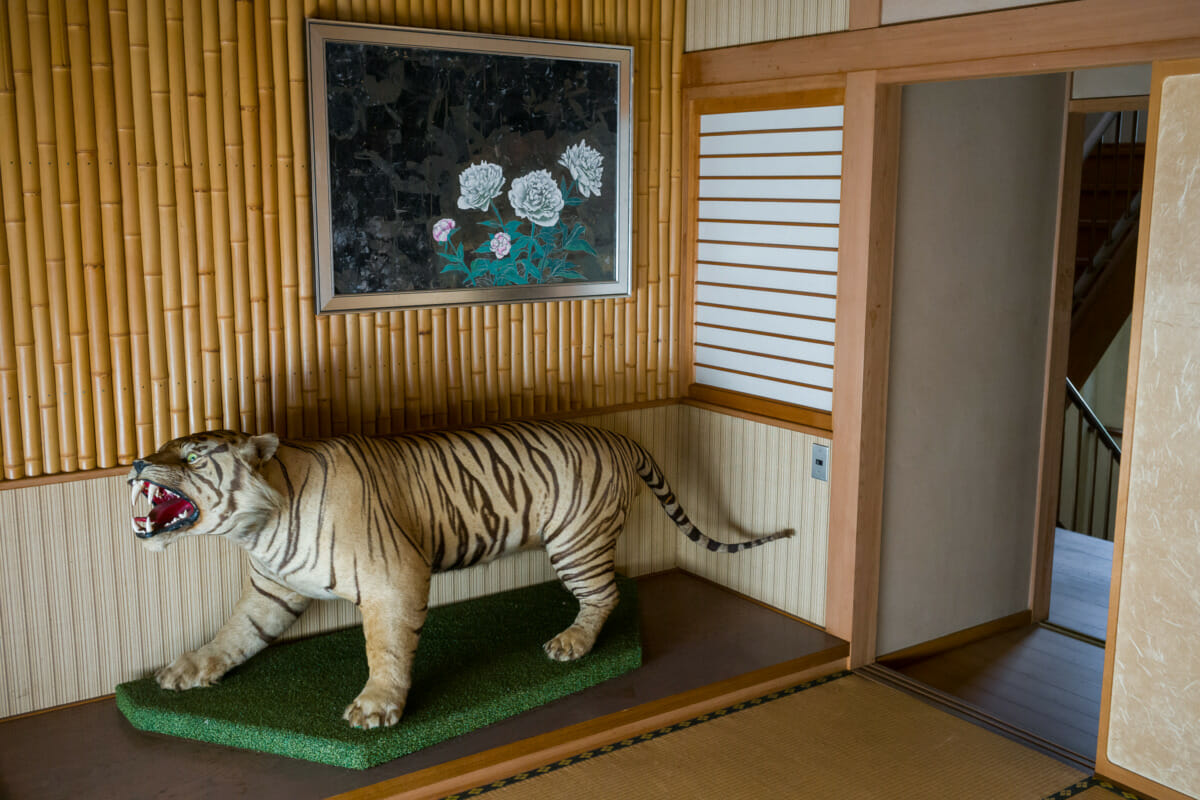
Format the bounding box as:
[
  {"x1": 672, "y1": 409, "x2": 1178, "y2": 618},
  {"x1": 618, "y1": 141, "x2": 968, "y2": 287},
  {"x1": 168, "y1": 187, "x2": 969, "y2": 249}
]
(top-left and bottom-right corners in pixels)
[
  {"x1": 533, "y1": 303, "x2": 547, "y2": 415},
  {"x1": 417, "y1": 308, "x2": 434, "y2": 426},
  {"x1": 630, "y1": 0, "x2": 649, "y2": 404},
  {"x1": 295, "y1": 0, "x2": 327, "y2": 436},
  {"x1": 65, "y1": 3, "x2": 117, "y2": 468},
  {"x1": 403, "y1": 309, "x2": 420, "y2": 428},
  {"x1": 163, "y1": 1, "x2": 205, "y2": 435},
  {"x1": 33, "y1": 0, "x2": 82, "y2": 473},
  {"x1": 557, "y1": 299, "x2": 570, "y2": 409},
  {"x1": 544, "y1": 302, "x2": 558, "y2": 414},
  {"x1": 88, "y1": 0, "x2": 137, "y2": 462},
  {"x1": 343, "y1": 313, "x2": 362, "y2": 433},
  {"x1": 455, "y1": 307, "x2": 472, "y2": 423},
  {"x1": 254, "y1": 0, "x2": 288, "y2": 435},
  {"x1": 580, "y1": 298, "x2": 594, "y2": 408},
  {"x1": 216, "y1": 0, "x2": 257, "y2": 432},
  {"x1": 47, "y1": 0, "x2": 99, "y2": 469},
  {"x1": 442, "y1": 307, "x2": 463, "y2": 426},
  {"x1": 483, "y1": 304, "x2": 499, "y2": 420},
  {"x1": 12, "y1": 0, "x2": 62, "y2": 473},
  {"x1": 357, "y1": 313, "x2": 376, "y2": 434},
  {"x1": 496, "y1": 304, "x2": 511, "y2": 418},
  {"x1": 141, "y1": 0, "x2": 191, "y2": 440},
  {"x1": 648, "y1": 0, "x2": 667, "y2": 400},
  {"x1": 270, "y1": 0, "x2": 305, "y2": 435},
  {"x1": 235, "y1": 0, "x2": 273, "y2": 434},
  {"x1": 112, "y1": 0, "x2": 156, "y2": 455},
  {"x1": 0, "y1": 176, "x2": 26, "y2": 478},
  {"x1": 126, "y1": 0, "x2": 174, "y2": 443},
  {"x1": 374, "y1": 311, "x2": 392, "y2": 434},
  {"x1": 389, "y1": 311, "x2": 406, "y2": 430},
  {"x1": 197, "y1": 0, "x2": 239, "y2": 431},
  {"x1": 666, "y1": 0, "x2": 683, "y2": 397},
  {"x1": 431, "y1": 307, "x2": 449, "y2": 427},
  {"x1": 180, "y1": 0, "x2": 222, "y2": 431}
]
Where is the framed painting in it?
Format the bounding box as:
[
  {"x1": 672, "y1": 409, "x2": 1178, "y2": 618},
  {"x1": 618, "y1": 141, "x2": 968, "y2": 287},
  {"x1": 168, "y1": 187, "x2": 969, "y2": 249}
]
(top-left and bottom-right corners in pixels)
[{"x1": 306, "y1": 20, "x2": 634, "y2": 313}]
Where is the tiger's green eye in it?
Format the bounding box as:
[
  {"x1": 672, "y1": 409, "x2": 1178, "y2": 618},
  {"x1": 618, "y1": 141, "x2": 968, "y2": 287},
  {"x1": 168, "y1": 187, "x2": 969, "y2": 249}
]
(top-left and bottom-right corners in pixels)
[{"x1": 186, "y1": 452, "x2": 199, "y2": 464}]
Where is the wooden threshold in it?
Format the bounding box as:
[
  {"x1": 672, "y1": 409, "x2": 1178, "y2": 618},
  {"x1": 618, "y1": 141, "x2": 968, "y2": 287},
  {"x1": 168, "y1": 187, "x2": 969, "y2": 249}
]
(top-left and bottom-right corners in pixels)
[
  {"x1": 330, "y1": 645, "x2": 849, "y2": 800},
  {"x1": 877, "y1": 610, "x2": 1033, "y2": 669}
]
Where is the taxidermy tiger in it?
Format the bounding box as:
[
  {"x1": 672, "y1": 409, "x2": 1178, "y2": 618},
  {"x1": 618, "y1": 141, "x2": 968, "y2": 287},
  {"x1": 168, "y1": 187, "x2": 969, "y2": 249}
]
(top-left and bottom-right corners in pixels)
[{"x1": 128, "y1": 419, "x2": 793, "y2": 729}]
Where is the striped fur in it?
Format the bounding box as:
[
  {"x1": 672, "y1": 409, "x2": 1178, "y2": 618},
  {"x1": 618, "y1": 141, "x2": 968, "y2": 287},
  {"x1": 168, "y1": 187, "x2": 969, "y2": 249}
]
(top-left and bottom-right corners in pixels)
[{"x1": 129, "y1": 420, "x2": 793, "y2": 729}]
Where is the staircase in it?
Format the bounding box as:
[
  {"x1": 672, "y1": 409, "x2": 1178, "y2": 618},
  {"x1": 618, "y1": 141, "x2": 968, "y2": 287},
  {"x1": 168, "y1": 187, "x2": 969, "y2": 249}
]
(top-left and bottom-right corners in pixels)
[
  {"x1": 1067, "y1": 110, "x2": 1144, "y2": 387},
  {"x1": 1058, "y1": 108, "x2": 1143, "y2": 542}
]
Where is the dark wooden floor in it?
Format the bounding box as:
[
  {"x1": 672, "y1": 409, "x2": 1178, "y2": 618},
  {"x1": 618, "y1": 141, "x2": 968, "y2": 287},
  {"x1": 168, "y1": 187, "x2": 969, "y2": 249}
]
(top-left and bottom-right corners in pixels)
[
  {"x1": 893, "y1": 529, "x2": 1111, "y2": 762},
  {"x1": 1048, "y1": 527, "x2": 1113, "y2": 642},
  {"x1": 0, "y1": 571, "x2": 845, "y2": 800}
]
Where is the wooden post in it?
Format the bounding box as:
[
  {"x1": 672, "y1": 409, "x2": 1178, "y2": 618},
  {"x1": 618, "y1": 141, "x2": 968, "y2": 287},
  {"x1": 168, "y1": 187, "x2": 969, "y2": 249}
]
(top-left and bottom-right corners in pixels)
[{"x1": 826, "y1": 70, "x2": 901, "y2": 667}]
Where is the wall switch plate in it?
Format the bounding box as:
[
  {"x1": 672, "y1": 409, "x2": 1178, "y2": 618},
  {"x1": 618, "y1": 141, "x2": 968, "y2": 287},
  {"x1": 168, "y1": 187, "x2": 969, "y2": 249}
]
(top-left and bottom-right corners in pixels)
[{"x1": 811, "y1": 443, "x2": 830, "y2": 482}]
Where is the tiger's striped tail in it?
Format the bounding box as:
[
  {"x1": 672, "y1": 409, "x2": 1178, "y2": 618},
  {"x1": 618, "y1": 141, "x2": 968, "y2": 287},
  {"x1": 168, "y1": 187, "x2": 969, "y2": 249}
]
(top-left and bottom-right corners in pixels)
[{"x1": 632, "y1": 444, "x2": 795, "y2": 553}]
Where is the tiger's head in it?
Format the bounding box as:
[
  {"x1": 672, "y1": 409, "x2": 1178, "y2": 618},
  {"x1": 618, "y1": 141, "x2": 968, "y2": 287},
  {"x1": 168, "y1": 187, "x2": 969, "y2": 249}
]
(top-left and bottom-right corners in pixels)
[{"x1": 127, "y1": 430, "x2": 283, "y2": 551}]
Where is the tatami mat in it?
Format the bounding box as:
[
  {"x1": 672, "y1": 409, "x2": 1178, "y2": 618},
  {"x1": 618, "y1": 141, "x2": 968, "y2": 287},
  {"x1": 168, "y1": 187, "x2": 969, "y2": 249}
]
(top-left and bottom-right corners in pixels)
[{"x1": 451, "y1": 673, "x2": 1088, "y2": 800}]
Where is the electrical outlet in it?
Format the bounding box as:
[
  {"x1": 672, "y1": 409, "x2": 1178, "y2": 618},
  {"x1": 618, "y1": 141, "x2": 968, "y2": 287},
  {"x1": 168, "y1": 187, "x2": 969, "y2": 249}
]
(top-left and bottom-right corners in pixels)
[{"x1": 811, "y1": 443, "x2": 829, "y2": 482}]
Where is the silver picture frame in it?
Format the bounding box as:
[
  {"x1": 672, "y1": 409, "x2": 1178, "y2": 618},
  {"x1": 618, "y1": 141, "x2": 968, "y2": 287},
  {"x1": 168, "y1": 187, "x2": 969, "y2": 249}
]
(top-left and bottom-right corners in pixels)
[{"x1": 307, "y1": 20, "x2": 634, "y2": 313}]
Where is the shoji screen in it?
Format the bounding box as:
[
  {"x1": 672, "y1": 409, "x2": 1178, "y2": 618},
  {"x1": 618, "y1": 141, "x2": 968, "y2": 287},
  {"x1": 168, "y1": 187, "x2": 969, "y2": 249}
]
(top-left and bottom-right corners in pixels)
[{"x1": 686, "y1": 91, "x2": 844, "y2": 431}]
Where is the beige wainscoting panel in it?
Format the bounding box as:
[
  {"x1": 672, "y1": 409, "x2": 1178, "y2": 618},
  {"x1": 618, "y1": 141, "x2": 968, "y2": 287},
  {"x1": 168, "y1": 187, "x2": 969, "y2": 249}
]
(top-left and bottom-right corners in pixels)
[
  {"x1": 0, "y1": 407, "x2": 679, "y2": 717},
  {"x1": 1105, "y1": 71, "x2": 1200, "y2": 799},
  {"x1": 684, "y1": 0, "x2": 848, "y2": 52},
  {"x1": 673, "y1": 405, "x2": 830, "y2": 625}
]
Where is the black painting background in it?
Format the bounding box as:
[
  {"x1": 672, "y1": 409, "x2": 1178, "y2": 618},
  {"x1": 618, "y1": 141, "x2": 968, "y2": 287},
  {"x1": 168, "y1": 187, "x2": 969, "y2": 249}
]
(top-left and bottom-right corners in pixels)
[{"x1": 323, "y1": 41, "x2": 620, "y2": 295}]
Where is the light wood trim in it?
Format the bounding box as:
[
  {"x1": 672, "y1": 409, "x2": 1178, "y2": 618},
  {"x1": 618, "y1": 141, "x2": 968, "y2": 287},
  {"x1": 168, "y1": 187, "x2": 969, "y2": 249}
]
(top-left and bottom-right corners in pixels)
[
  {"x1": 332, "y1": 648, "x2": 849, "y2": 800},
  {"x1": 683, "y1": 0, "x2": 1200, "y2": 90},
  {"x1": 686, "y1": 384, "x2": 832, "y2": 432},
  {"x1": 1069, "y1": 95, "x2": 1150, "y2": 114},
  {"x1": 1094, "y1": 57, "x2": 1200, "y2": 800},
  {"x1": 877, "y1": 610, "x2": 1033, "y2": 669},
  {"x1": 825, "y1": 72, "x2": 901, "y2": 667},
  {"x1": 848, "y1": 0, "x2": 882, "y2": 31},
  {"x1": 681, "y1": 397, "x2": 833, "y2": 439},
  {"x1": 1030, "y1": 88, "x2": 1083, "y2": 624}
]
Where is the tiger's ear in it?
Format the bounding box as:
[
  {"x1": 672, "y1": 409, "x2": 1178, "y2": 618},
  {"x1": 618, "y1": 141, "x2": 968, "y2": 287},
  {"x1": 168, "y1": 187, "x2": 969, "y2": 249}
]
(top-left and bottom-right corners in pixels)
[{"x1": 241, "y1": 433, "x2": 279, "y2": 469}]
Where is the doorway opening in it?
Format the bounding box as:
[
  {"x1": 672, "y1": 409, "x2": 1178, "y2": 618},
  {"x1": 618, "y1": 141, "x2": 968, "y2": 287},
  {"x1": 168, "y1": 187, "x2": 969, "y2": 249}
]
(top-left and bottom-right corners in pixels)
[{"x1": 872, "y1": 69, "x2": 1148, "y2": 770}]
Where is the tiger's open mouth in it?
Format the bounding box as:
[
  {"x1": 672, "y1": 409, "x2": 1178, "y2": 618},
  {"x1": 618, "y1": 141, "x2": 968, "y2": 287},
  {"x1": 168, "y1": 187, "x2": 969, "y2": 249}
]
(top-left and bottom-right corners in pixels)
[{"x1": 129, "y1": 479, "x2": 199, "y2": 538}]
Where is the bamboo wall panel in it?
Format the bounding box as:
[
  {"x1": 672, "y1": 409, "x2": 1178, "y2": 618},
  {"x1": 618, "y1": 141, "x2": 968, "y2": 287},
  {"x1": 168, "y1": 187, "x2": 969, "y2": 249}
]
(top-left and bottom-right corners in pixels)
[
  {"x1": 0, "y1": 404, "x2": 831, "y2": 717},
  {"x1": 0, "y1": 0, "x2": 685, "y2": 483},
  {"x1": 684, "y1": 0, "x2": 848, "y2": 52}
]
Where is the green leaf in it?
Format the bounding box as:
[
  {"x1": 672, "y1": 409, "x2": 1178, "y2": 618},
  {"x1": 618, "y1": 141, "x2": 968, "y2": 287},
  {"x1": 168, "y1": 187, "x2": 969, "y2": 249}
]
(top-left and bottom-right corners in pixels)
[
  {"x1": 474, "y1": 241, "x2": 494, "y2": 254},
  {"x1": 564, "y1": 239, "x2": 597, "y2": 255},
  {"x1": 564, "y1": 196, "x2": 583, "y2": 206},
  {"x1": 479, "y1": 220, "x2": 501, "y2": 229}
]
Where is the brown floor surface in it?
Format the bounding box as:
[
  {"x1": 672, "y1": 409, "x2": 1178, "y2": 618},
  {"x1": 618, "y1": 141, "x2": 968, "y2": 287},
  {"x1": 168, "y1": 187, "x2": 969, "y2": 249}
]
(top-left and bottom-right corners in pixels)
[
  {"x1": 0, "y1": 570, "x2": 844, "y2": 800},
  {"x1": 897, "y1": 625, "x2": 1105, "y2": 761},
  {"x1": 1048, "y1": 527, "x2": 1113, "y2": 642}
]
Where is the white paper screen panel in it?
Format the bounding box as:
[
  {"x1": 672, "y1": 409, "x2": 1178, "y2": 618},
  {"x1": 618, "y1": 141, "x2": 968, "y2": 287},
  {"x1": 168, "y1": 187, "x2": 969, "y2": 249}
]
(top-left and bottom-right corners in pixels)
[{"x1": 692, "y1": 103, "x2": 843, "y2": 417}]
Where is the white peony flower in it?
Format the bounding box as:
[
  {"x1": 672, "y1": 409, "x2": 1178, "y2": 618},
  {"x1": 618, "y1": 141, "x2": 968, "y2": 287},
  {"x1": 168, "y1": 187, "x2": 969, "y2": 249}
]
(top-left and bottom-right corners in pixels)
[
  {"x1": 457, "y1": 161, "x2": 505, "y2": 211},
  {"x1": 558, "y1": 141, "x2": 604, "y2": 198},
  {"x1": 508, "y1": 170, "x2": 565, "y2": 228}
]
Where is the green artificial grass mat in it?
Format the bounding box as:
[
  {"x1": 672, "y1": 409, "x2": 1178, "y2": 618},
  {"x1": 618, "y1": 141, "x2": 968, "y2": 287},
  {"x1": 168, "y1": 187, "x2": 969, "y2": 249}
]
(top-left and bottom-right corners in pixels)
[{"x1": 115, "y1": 576, "x2": 641, "y2": 769}]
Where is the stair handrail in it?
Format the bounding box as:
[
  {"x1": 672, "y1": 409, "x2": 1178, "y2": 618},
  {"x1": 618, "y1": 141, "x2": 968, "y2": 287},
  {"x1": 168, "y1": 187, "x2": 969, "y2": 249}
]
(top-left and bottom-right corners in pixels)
[{"x1": 1065, "y1": 378, "x2": 1121, "y2": 461}]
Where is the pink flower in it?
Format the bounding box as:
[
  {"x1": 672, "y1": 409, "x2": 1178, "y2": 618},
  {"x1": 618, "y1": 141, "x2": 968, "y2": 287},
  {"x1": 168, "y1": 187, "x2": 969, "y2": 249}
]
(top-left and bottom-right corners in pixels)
[
  {"x1": 489, "y1": 231, "x2": 512, "y2": 259},
  {"x1": 432, "y1": 218, "x2": 456, "y2": 243}
]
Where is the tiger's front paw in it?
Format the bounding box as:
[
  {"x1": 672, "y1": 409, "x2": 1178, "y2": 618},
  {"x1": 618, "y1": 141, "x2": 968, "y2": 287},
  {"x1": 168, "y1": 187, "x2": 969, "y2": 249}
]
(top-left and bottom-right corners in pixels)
[
  {"x1": 543, "y1": 626, "x2": 596, "y2": 662},
  {"x1": 344, "y1": 685, "x2": 407, "y2": 729},
  {"x1": 155, "y1": 650, "x2": 231, "y2": 690}
]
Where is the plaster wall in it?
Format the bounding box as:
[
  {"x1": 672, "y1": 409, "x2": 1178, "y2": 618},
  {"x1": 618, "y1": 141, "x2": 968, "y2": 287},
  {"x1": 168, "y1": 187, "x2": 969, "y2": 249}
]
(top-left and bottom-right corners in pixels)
[{"x1": 876, "y1": 74, "x2": 1066, "y2": 656}]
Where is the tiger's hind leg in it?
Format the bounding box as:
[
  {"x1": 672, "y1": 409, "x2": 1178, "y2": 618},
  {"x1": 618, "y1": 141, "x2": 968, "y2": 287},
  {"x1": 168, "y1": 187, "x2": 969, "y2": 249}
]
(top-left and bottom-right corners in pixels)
[{"x1": 542, "y1": 539, "x2": 620, "y2": 662}]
